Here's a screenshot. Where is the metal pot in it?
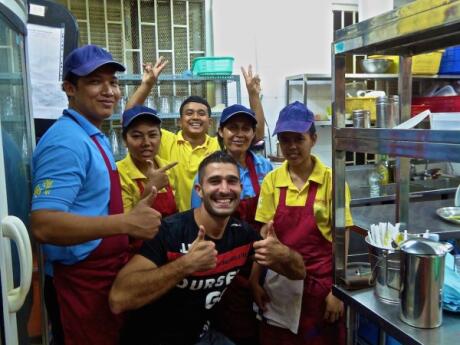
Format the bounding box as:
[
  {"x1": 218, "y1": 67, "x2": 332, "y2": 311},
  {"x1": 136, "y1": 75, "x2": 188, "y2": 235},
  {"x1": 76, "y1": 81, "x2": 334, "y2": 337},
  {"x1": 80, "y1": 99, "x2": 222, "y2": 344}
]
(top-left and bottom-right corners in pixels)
[
  {"x1": 366, "y1": 236, "x2": 401, "y2": 304},
  {"x1": 399, "y1": 238, "x2": 453, "y2": 328}
]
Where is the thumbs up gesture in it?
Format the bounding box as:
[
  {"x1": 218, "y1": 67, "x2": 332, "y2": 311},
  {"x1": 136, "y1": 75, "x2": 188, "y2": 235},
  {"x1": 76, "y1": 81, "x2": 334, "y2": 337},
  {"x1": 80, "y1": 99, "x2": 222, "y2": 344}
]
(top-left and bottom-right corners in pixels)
[
  {"x1": 142, "y1": 160, "x2": 178, "y2": 196},
  {"x1": 125, "y1": 186, "x2": 162, "y2": 240},
  {"x1": 253, "y1": 221, "x2": 288, "y2": 267},
  {"x1": 260, "y1": 220, "x2": 277, "y2": 239},
  {"x1": 185, "y1": 225, "x2": 218, "y2": 273}
]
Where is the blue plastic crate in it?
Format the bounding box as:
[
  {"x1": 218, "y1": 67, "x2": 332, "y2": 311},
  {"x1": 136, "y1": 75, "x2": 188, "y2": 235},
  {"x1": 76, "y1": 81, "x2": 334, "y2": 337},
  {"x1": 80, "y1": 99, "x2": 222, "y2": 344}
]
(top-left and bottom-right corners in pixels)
[
  {"x1": 192, "y1": 57, "x2": 234, "y2": 76},
  {"x1": 439, "y1": 46, "x2": 460, "y2": 74},
  {"x1": 358, "y1": 315, "x2": 402, "y2": 345}
]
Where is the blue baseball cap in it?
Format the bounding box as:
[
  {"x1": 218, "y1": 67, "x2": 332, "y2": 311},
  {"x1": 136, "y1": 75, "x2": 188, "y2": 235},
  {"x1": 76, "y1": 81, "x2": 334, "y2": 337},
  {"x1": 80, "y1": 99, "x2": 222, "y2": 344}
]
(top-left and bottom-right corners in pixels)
[
  {"x1": 273, "y1": 101, "x2": 314, "y2": 136},
  {"x1": 63, "y1": 44, "x2": 125, "y2": 80},
  {"x1": 219, "y1": 104, "x2": 257, "y2": 126},
  {"x1": 122, "y1": 105, "x2": 161, "y2": 129}
]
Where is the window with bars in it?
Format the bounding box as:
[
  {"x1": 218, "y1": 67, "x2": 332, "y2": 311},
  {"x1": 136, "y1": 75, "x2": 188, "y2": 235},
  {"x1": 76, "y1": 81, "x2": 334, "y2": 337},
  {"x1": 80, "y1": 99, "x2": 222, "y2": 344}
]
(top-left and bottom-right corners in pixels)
[
  {"x1": 56, "y1": 0, "x2": 207, "y2": 98},
  {"x1": 333, "y1": 3, "x2": 375, "y2": 165},
  {"x1": 333, "y1": 3, "x2": 363, "y2": 74}
]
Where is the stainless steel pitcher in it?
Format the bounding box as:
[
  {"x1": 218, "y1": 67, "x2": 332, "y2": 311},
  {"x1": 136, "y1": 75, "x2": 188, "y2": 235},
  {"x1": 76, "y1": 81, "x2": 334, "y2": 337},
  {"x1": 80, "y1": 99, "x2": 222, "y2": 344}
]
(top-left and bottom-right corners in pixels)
[{"x1": 399, "y1": 239, "x2": 453, "y2": 328}]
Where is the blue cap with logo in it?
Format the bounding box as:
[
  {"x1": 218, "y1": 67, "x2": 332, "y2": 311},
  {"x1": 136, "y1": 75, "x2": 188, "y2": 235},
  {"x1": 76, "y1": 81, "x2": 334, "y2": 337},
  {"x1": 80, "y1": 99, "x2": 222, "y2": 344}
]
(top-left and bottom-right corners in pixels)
[
  {"x1": 63, "y1": 44, "x2": 125, "y2": 80},
  {"x1": 219, "y1": 104, "x2": 257, "y2": 126},
  {"x1": 273, "y1": 101, "x2": 314, "y2": 136},
  {"x1": 122, "y1": 105, "x2": 161, "y2": 129}
]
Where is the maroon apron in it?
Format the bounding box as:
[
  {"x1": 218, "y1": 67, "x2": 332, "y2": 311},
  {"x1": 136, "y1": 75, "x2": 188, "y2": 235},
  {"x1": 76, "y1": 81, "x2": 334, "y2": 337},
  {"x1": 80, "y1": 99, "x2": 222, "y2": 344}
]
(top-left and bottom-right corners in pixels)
[
  {"x1": 260, "y1": 183, "x2": 345, "y2": 345},
  {"x1": 53, "y1": 136, "x2": 130, "y2": 345},
  {"x1": 135, "y1": 180, "x2": 177, "y2": 217},
  {"x1": 213, "y1": 153, "x2": 261, "y2": 343},
  {"x1": 233, "y1": 153, "x2": 261, "y2": 231}
]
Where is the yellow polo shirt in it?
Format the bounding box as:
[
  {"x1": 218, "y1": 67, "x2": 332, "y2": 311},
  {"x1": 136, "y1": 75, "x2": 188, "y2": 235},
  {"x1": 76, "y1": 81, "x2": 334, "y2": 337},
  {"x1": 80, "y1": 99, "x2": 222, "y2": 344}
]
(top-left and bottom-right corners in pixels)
[
  {"x1": 158, "y1": 129, "x2": 220, "y2": 211},
  {"x1": 255, "y1": 155, "x2": 353, "y2": 242},
  {"x1": 117, "y1": 153, "x2": 178, "y2": 212}
]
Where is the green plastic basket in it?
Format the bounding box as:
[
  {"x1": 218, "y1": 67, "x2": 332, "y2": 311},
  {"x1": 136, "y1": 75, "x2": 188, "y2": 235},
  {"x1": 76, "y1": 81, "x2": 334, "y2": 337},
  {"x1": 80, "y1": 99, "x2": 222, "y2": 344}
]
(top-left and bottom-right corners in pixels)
[{"x1": 192, "y1": 57, "x2": 234, "y2": 76}]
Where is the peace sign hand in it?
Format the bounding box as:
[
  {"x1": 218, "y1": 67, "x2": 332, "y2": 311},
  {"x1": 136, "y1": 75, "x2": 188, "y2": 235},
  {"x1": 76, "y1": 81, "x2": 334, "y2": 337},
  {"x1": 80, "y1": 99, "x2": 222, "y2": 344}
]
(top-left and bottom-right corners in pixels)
[
  {"x1": 241, "y1": 65, "x2": 261, "y2": 97},
  {"x1": 142, "y1": 56, "x2": 169, "y2": 86}
]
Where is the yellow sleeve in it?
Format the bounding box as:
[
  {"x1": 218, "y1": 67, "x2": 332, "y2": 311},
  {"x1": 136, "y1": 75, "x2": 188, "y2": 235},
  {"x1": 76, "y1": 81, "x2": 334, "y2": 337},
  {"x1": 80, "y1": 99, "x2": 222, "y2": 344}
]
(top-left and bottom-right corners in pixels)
[
  {"x1": 328, "y1": 181, "x2": 353, "y2": 227},
  {"x1": 117, "y1": 168, "x2": 136, "y2": 213},
  {"x1": 208, "y1": 136, "x2": 221, "y2": 152},
  {"x1": 255, "y1": 173, "x2": 276, "y2": 223},
  {"x1": 158, "y1": 129, "x2": 175, "y2": 161},
  {"x1": 345, "y1": 183, "x2": 354, "y2": 226},
  {"x1": 166, "y1": 163, "x2": 178, "y2": 195}
]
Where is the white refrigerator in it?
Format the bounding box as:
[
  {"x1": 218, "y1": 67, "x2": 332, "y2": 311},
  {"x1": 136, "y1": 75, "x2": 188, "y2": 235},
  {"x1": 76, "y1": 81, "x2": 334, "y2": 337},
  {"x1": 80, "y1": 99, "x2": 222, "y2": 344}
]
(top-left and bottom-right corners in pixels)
[{"x1": 0, "y1": 0, "x2": 34, "y2": 344}]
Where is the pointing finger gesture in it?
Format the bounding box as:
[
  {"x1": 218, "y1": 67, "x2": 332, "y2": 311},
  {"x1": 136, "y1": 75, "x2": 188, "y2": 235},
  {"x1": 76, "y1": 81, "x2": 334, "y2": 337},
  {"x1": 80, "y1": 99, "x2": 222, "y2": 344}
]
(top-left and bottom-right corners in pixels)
[{"x1": 142, "y1": 160, "x2": 178, "y2": 196}]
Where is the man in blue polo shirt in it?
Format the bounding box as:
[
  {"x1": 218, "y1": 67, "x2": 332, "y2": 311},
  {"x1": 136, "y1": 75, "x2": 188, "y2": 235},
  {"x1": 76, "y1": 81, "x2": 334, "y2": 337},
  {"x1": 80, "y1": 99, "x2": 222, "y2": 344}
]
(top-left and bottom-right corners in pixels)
[{"x1": 31, "y1": 44, "x2": 162, "y2": 345}]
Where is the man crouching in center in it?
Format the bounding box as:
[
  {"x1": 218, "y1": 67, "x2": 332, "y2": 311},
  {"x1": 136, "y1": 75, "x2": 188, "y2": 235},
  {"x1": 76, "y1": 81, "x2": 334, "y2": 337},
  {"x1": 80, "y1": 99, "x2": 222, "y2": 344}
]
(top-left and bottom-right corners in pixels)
[{"x1": 109, "y1": 151, "x2": 305, "y2": 345}]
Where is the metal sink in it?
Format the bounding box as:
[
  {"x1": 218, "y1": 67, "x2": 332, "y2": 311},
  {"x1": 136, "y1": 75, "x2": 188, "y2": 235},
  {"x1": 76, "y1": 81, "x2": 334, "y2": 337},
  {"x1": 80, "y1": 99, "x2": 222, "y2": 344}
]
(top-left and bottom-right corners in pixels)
[
  {"x1": 350, "y1": 177, "x2": 460, "y2": 206},
  {"x1": 410, "y1": 177, "x2": 460, "y2": 192}
]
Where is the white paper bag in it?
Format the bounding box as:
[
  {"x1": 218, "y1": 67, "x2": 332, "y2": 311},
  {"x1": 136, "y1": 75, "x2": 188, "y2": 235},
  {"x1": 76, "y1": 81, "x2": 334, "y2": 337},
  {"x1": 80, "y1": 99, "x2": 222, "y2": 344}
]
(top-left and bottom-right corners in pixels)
[{"x1": 257, "y1": 269, "x2": 304, "y2": 334}]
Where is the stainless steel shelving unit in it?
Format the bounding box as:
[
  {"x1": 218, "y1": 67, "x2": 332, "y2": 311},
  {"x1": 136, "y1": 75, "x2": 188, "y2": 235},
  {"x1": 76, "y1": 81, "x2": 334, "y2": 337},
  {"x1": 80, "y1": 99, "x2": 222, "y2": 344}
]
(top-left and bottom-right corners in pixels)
[
  {"x1": 286, "y1": 73, "x2": 460, "y2": 107},
  {"x1": 332, "y1": 1, "x2": 460, "y2": 344}
]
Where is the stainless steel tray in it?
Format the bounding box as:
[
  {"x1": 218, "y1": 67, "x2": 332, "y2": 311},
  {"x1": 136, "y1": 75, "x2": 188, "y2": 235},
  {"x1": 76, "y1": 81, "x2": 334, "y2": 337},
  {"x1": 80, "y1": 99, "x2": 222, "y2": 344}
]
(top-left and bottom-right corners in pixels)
[{"x1": 436, "y1": 207, "x2": 460, "y2": 225}]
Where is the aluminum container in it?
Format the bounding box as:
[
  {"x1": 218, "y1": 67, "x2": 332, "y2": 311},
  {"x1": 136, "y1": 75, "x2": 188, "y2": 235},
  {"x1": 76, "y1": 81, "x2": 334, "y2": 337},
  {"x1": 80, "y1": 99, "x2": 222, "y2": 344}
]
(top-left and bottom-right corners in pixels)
[
  {"x1": 399, "y1": 239, "x2": 453, "y2": 328},
  {"x1": 352, "y1": 109, "x2": 370, "y2": 128},
  {"x1": 376, "y1": 95, "x2": 399, "y2": 128}
]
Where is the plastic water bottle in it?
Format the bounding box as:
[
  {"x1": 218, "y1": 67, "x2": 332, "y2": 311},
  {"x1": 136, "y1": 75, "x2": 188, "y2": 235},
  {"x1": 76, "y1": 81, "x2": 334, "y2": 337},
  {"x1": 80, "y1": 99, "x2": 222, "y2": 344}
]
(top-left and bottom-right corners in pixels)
[
  {"x1": 369, "y1": 169, "x2": 381, "y2": 197},
  {"x1": 375, "y1": 155, "x2": 390, "y2": 185}
]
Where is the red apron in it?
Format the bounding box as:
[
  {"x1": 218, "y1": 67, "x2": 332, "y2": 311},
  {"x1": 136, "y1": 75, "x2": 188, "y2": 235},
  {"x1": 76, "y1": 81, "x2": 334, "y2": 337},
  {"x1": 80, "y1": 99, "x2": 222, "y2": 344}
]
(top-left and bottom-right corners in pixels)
[
  {"x1": 260, "y1": 183, "x2": 345, "y2": 345},
  {"x1": 213, "y1": 153, "x2": 261, "y2": 343},
  {"x1": 53, "y1": 136, "x2": 130, "y2": 345},
  {"x1": 135, "y1": 180, "x2": 177, "y2": 217},
  {"x1": 233, "y1": 153, "x2": 261, "y2": 231}
]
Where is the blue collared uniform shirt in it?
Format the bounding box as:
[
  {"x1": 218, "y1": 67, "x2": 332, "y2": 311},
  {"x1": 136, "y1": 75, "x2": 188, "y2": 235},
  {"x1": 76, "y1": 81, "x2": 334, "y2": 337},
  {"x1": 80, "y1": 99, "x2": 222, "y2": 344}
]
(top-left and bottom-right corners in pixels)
[{"x1": 32, "y1": 109, "x2": 116, "y2": 275}]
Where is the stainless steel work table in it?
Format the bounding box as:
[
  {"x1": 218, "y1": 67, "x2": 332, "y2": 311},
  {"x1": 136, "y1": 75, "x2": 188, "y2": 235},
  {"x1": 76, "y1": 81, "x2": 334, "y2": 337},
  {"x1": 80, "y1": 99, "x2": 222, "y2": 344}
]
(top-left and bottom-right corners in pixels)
[
  {"x1": 351, "y1": 199, "x2": 460, "y2": 239},
  {"x1": 333, "y1": 286, "x2": 460, "y2": 345}
]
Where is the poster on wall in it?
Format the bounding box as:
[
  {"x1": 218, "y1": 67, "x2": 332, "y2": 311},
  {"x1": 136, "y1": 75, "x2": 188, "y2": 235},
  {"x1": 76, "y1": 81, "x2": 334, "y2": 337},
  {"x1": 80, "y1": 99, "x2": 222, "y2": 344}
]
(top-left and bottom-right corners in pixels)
[{"x1": 26, "y1": 23, "x2": 68, "y2": 119}]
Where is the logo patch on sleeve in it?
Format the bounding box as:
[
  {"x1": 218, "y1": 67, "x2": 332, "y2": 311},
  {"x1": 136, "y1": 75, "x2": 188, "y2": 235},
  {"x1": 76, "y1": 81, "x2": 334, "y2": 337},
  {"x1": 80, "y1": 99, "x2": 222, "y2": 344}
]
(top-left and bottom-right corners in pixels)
[{"x1": 33, "y1": 179, "x2": 54, "y2": 197}]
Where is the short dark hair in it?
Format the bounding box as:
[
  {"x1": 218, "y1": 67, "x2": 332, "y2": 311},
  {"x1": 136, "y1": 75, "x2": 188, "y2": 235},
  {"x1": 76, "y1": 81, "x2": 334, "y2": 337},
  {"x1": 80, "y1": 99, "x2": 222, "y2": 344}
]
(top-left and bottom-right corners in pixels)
[
  {"x1": 180, "y1": 96, "x2": 212, "y2": 117},
  {"x1": 198, "y1": 151, "x2": 239, "y2": 184},
  {"x1": 63, "y1": 71, "x2": 80, "y2": 86},
  {"x1": 61, "y1": 71, "x2": 81, "y2": 99},
  {"x1": 121, "y1": 114, "x2": 161, "y2": 139}
]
